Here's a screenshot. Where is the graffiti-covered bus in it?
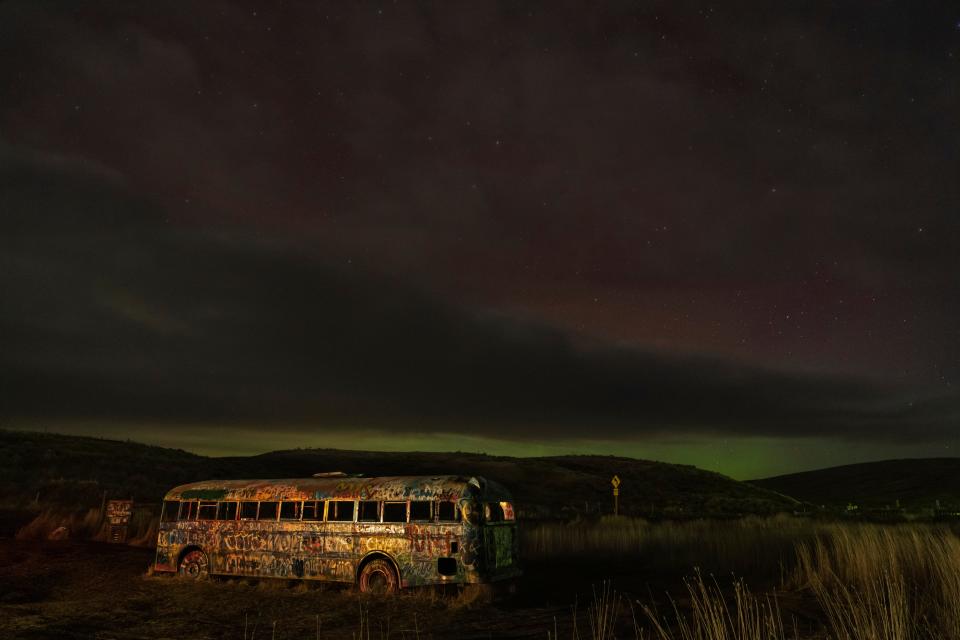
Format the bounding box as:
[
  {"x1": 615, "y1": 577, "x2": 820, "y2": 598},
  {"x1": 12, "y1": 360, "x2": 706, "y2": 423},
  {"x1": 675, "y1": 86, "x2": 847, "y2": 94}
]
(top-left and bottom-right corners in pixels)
[{"x1": 153, "y1": 474, "x2": 521, "y2": 593}]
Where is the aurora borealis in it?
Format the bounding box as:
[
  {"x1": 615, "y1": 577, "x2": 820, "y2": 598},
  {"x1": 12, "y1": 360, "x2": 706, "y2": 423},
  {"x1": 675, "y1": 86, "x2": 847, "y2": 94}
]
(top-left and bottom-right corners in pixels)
[{"x1": 2, "y1": 2, "x2": 958, "y2": 478}]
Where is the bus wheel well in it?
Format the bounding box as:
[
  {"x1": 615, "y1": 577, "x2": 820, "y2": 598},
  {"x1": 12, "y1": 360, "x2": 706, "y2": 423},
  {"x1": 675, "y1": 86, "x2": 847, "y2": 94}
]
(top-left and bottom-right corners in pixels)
[
  {"x1": 177, "y1": 545, "x2": 205, "y2": 566},
  {"x1": 356, "y1": 552, "x2": 400, "y2": 585}
]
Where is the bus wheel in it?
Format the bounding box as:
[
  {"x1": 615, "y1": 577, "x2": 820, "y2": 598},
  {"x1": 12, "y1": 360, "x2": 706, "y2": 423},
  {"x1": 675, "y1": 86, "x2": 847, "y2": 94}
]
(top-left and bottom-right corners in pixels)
[
  {"x1": 178, "y1": 549, "x2": 209, "y2": 580},
  {"x1": 358, "y1": 559, "x2": 398, "y2": 595}
]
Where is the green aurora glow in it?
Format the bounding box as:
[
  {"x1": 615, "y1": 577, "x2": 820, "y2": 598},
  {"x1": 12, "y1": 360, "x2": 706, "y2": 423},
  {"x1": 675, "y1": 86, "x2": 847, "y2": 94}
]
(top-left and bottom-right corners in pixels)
[{"x1": 15, "y1": 422, "x2": 959, "y2": 481}]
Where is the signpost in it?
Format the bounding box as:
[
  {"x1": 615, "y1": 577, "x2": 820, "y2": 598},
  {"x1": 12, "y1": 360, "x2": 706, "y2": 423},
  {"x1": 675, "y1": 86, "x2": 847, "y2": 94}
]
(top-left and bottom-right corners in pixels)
[
  {"x1": 611, "y1": 475, "x2": 621, "y2": 516},
  {"x1": 105, "y1": 499, "x2": 134, "y2": 543}
]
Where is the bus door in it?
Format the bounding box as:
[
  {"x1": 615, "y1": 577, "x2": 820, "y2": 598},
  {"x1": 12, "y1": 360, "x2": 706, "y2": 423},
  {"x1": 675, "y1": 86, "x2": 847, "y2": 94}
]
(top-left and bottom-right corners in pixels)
[{"x1": 483, "y1": 502, "x2": 516, "y2": 570}]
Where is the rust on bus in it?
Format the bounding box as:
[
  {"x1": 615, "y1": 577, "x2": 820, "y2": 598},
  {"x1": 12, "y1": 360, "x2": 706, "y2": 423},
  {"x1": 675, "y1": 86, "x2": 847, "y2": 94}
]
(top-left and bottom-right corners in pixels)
[{"x1": 153, "y1": 475, "x2": 521, "y2": 591}]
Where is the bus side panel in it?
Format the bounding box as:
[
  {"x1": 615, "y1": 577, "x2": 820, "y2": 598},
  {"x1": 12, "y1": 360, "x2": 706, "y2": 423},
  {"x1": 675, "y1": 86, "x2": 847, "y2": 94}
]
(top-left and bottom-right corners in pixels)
[
  {"x1": 157, "y1": 520, "x2": 352, "y2": 582},
  {"x1": 310, "y1": 522, "x2": 356, "y2": 582},
  {"x1": 156, "y1": 521, "x2": 219, "y2": 573},
  {"x1": 216, "y1": 521, "x2": 306, "y2": 578},
  {"x1": 154, "y1": 524, "x2": 178, "y2": 572},
  {"x1": 217, "y1": 521, "x2": 361, "y2": 581},
  {"x1": 353, "y1": 522, "x2": 409, "y2": 584},
  {"x1": 400, "y1": 522, "x2": 466, "y2": 586}
]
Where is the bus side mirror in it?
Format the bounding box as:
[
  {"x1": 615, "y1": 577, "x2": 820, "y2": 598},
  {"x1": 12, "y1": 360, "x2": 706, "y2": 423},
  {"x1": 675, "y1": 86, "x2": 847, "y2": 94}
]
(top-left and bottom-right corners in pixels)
[{"x1": 461, "y1": 501, "x2": 480, "y2": 526}]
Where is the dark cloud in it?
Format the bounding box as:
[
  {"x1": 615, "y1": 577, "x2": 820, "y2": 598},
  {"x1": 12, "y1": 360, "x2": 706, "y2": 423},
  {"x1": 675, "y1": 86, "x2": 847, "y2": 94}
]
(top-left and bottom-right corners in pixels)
[
  {"x1": 2, "y1": 151, "x2": 956, "y2": 442},
  {"x1": 1, "y1": 2, "x2": 958, "y2": 453}
]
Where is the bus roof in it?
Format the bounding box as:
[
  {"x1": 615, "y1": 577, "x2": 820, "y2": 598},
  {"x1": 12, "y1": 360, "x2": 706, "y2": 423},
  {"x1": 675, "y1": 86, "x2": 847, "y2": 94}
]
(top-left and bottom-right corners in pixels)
[{"x1": 164, "y1": 475, "x2": 513, "y2": 503}]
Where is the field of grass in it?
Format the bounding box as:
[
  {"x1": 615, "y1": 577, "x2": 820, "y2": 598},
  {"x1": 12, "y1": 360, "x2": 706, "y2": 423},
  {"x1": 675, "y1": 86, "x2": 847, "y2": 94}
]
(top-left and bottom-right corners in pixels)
[
  {"x1": 523, "y1": 514, "x2": 816, "y2": 580},
  {"x1": 9, "y1": 515, "x2": 960, "y2": 638},
  {"x1": 526, "y1": 517, "x2": 960, "y2": 640}
]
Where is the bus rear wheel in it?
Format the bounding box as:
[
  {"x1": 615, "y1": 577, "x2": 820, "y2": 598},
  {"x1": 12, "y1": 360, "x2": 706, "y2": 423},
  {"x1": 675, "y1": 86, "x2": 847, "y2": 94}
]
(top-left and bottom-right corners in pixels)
[
  {"x1": 178, "y1": 549, "x2": 209, "y2": 580},
  {"x1": 358, "y1": 559, "x2": 398, "y2": 595}
]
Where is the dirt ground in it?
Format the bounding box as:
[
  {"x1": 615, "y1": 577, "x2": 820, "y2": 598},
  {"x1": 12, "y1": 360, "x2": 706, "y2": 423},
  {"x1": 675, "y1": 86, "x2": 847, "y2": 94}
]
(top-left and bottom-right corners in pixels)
[{"x1": 0, "y1": 538, "x2": 821, "y2": 639}]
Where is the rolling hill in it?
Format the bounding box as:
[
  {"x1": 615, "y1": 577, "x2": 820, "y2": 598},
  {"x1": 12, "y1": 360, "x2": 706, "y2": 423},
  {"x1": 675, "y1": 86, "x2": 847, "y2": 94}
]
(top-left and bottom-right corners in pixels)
[
  {"x1": 750, "y1": 458, "x2": 960, "y2": 511},
  {"x1": 0, "y1": 429, "x2": 798, "y2": 520}
]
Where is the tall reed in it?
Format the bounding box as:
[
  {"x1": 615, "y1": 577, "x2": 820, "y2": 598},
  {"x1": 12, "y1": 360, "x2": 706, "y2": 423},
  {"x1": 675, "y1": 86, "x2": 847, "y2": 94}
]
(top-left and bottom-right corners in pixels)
[
  {"x1": 793, "y1": 524, "x2": 960, "y2": 640},
  {"x1": 638, "y1": 572, "x2": 794, "y2": 640}
]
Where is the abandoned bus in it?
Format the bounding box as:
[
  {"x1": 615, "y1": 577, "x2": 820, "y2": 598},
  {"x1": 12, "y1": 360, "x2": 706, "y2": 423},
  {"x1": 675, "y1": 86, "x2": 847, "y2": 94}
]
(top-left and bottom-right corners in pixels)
[{"x1": 153, "y1": 475, "x2": 520, "y2": 592}]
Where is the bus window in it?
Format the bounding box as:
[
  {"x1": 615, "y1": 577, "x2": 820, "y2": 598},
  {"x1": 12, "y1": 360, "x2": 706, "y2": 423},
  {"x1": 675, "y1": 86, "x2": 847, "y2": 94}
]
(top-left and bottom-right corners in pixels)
[
  {"x1": 178, "y1": 501, "x2": 197, "y2": 521},
  {"x1": 280, "y1": 501, "x2": 302, "y2": 520},
  {"x1": 239, "y1": 501, "x2": 258, "y2": 520},
  {"x1": 217, "y1": 501, "x2": 238, "y2": 520},
  {"x1": 302, "y1": 500, "x2": 323, "y2": 521},
  {"x1": 358, "y1": 500, "x2": 379, "y2": 522},
  {"x1": 410, "y1": 501, "x2": 432, "y2": 522},
  {"x1": 198, "y1": 501, "x2": 218, "y2": 520},
  {"x1": 258, "y1": 502, "x2": 279, "y2": 520},
  {"x1": 437, "y1": 501, "x2": 460, "y2": 522},
  {"x1": 484, "y1": 503, "x2": 505, "y2": 522},
  {"x1": 161, "y1": 500, "x2": 179, "y2": 522},
  {"x1": 500, "y1": 502, "x2": 515, "y2": 521},
  {"x1": 383, "y1": 502, "x2": 407, "y2": 523},
  {"x1": 328, "y1": 500, "x2": 354, "y2": 522}
]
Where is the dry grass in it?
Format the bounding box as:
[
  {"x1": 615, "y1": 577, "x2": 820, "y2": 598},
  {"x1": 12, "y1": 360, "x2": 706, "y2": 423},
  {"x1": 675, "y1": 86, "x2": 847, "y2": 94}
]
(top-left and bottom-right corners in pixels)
[
  {"x1": 15, "y1": 507, "x2": 106, "y2": 541},
  {"x1": 125, "y1": 509, "x2": 159, "y2": 546},
  {"x1": 15, "y1": 506, "x2": 159, "y2": 546},
  {"x1": 793, "y1": 524, "x2": 960, "y2": 640},
  {"x1": 566, "y1": 576, "x2": 795, "y2": 640},
  {"x1": 639, "y1": 573, "x2": 795, "y2": 640},
  {"x1": 570, "y1": 581, "x2": 622, "y2": 640},
  {"x1": 534, "y1": 518, "x2": 960, "y2": 639}
]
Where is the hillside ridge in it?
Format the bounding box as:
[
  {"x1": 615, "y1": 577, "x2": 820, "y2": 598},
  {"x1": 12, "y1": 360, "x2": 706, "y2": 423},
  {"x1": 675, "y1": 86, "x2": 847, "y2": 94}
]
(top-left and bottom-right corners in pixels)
[
  {"x1": 750, "y1": 457, "x2": 960, "y2": 510},
  {"x1": 1, "y1": 429, "x2": 798, "y2": 518}
]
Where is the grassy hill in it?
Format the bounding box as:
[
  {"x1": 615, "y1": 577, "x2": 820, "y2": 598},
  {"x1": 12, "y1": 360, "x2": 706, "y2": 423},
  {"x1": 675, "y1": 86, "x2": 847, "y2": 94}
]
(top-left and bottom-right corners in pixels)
[
  {"x1": 1, "y1": 429, "x2": 798, "y2": 519},
  {"x1": 750, "y1": 458, "x2": 960, "y2": 511}
]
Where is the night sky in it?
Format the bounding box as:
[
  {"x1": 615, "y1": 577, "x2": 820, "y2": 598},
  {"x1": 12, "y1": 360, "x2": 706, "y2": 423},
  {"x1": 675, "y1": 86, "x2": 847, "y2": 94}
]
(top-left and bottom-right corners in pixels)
[{"x1": 2, "y1": 2, "x2": 959, "y2": 478}]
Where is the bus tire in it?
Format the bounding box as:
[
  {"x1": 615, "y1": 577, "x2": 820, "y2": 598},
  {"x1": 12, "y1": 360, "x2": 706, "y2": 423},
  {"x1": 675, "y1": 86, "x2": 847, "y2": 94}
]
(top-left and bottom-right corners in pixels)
[
  {"x1": 358, "y1": 558, "x2": 398, "y2": 595},
  {"x1": 178, "y1": 549, "x2": 209, "y2": 580}
]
